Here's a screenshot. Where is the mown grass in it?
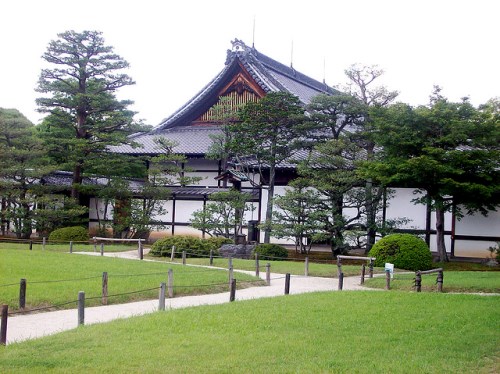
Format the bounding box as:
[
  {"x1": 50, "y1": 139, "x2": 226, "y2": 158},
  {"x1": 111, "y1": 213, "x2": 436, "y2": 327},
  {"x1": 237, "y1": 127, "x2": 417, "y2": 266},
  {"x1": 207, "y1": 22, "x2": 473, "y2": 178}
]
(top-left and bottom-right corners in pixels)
[
  {"x1": 0, "y1": 241, "x2": 136, "y2": 253},
  {"x1": 0, "y1": 249, "x2": 262, "y2": 312},
  {"x1": 1, "y1": 292, "x2": 498, "y2": 373},
  {"x1": 364, "y1": 271, "x2": 500, "y2": 293},
  {"x1": 175, "y1": 256, "x2": 387, "y2": 278}
]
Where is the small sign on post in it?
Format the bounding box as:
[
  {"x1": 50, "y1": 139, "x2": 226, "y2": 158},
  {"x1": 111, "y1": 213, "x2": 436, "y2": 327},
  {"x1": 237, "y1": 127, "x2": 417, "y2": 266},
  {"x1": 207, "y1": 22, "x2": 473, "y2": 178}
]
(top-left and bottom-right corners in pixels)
[{"x1": 384, "y1": 263, "x2": 394, "y2": 279}]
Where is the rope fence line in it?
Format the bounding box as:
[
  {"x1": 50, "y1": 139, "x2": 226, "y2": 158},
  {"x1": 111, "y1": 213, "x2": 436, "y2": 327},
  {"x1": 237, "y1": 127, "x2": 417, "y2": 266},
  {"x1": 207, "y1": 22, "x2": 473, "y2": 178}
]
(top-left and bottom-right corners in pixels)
[{"x1": 7, "y1": 299, "x2": 78, "y2": 316}]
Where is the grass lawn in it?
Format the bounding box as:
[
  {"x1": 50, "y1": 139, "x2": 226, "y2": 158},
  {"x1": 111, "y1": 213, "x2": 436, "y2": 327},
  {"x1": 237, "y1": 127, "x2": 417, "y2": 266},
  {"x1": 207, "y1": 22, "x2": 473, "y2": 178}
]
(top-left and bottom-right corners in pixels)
[
  {"x1": 0, "y1": 292, "x2": 498, "y2": 373},
  {"x1": 0, "y1": 249, "x2": 262, "y2": 312},
  {"x1": 172, "y1": 256, "x2": 387, "y2": 278},
  {"x1": 364, "y1": 271, "x2": 500, "y2": 293},
  {"x1": 0, "y1": 240, "x2": 137, "y2": 253}
]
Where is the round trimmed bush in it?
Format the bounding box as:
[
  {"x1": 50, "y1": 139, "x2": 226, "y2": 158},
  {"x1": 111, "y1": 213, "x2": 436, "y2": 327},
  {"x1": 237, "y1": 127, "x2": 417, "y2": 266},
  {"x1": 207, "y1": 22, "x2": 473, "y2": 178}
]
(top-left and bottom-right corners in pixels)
[
  {"x1": 150, "y1": 235, "x2": 231, "y2": 258},
  {"x1": 252, "y1": 243, "x2": 288, "y2": 260},
  {"x1": 368, "y1": 234, "x2": 432, "y2": 271},
  {"x1": 49, "y1": 226, "x2": 89, "y2": 242}
]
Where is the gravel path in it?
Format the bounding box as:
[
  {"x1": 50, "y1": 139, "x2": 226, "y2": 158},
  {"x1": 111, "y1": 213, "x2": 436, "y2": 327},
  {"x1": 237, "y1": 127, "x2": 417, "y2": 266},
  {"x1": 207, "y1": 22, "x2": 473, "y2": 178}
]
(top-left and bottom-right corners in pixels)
[{"x1": 4, "y1": 251, "x2": 375, "y2": 344}]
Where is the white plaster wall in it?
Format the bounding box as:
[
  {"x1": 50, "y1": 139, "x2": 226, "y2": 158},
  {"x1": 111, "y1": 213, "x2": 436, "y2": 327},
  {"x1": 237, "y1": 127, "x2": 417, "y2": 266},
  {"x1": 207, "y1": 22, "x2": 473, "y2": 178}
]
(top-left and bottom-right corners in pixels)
[
  {"x1": 454, "y1": 240, "x2": 497, "y2": 258},
  {"x1": 455, "y1": 207, "x2": 500, "y2": 236},
  {"x1": 89, "y1": 198, "x2": 113, "y2": 220},
  {"x1": 174, "y1": 200, "x2": 205, "y2": 223},
  {"x1": 385, "y1": 188, "x2": 427, "y2": 229}
]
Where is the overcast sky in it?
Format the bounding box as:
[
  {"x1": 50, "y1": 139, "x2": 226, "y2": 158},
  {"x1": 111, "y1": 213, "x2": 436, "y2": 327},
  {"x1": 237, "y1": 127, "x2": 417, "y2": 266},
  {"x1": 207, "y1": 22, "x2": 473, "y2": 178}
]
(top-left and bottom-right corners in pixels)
[{"x1": 1, "y1": 0, "x2": 498, "y2": 127}]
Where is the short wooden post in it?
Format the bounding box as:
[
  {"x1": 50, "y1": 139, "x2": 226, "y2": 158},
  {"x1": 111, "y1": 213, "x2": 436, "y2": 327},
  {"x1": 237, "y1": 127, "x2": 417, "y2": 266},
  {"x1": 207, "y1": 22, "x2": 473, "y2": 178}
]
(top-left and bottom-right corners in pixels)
[
  {"x1": 305, "y1": 257, "x2": 309, "y2": 277},
  {"x1": 29, "y1": 240, "x2": 33, "y2": 251},
  {"x1": 69, "y1": 241, "x2": 73, "y2": 253},
  {"x1": 170, "y1": 246, "x2": 175, "y2": 262},
  {"x1": 369, "y1": 259, "x2": 374, "y2": 278},
  {"x1": 385, "y1": 270, "x2": 391, "y2": 290},
  {"x1": 229, "y1": 265, "x2": 234, "y2": 286},
  {"x1": 138, "y1": 240, "x2": 143, "y2": 260},
  {"x1": 284, "y1": 273, "x2": 291, "y2": 295},
  {"x1": 361, "y1": 264, "x2": 366, "y2": 285},
  {"x1": 337, "y1": 257, "x2": 342, "y2": 278},
  {"x1": 167, "y1": 269, "x2": 174, "y2": 298},
  {"x1": 78, "y1": 291, "x2": 85, "y2": 326},
  {"x1": 1, "y1": 305, "x2": 7, "y2": 345},
  {"x1": 415, "y1": 271, "x2": 422, "y2": 292},
  {"x1": 209, "y1": 249, "x2": 214, "y2": 266},
  {"x1": 255, "y1": 253, "x2": 260, "y2": 277},
  {"x1": 102, "y1": 272, "x2": 108, "y2": 305},
  {"x1": 159, "y1": 283, "x2": 166, "y2": 311},
  {"x1": 230, "y1": 279, "x2": 236, "y2": 302},
  {"x1": 338, "y1": 272, "x2": 344, "y2": 291},
  {"x1": 100, "y1": 243, "x2": 104, "y2": 256},
  {"x1": 266, "y1": 263, "x2": 271, "y2": 286},
  {"x1": 93, "y1": 237, "x2": 97, "y2": 253},
  {"x1": 437, "y1": 270, "x2": 443, "y2": 292},
  {"x1": 42, "y1": 237, "x2": 46, "y2": 250},
  {"x1": 182, "y1": 251, "x2": 186, "y2": 265},
  {"x1": 19, "y1": 278, "x2": 26, "y2": 309}
]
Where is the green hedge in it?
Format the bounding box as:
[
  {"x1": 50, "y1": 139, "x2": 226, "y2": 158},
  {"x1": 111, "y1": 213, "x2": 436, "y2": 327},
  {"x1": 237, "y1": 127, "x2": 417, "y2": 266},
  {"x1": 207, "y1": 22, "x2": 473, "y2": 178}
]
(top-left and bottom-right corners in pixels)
[
  {"x1": 368, "y1": 234, "x2": 432, "y2": 271},
  {"x1": 150, "y1": 236, "x2": 233, "y2": 258},
  {"x1": 252, "y1": 243, "x2": 288, "y2": 260},
  {"x1": 48, "y1": 226, "x2": 89, "y2": 242}
]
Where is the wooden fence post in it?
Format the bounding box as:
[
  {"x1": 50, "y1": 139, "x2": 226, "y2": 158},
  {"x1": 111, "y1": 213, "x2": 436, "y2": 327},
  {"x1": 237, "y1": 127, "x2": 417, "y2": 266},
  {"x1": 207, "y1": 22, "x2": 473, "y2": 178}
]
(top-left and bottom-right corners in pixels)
[
  {"x1": 182, "y1": 251, "x2": 186, "y2": 265},
  {"x1": 369, "y1": 259, "x2": 374, "y2": 278},
  {"x1": 159, "y1": 283, "x2": 166, "y2": 311},
  {"x1": 266, "y1": 263, "x2": 271, "y2": 286},
  {"x1": 361, "y1": 264, "x2": 366, "y2": 285},
  {"x1": 230, "y1": 279, "x2": 236, "y2": 302},
  {"x1": 385, "y1": 270, "x2": 391, "y2": 290},
  {"x1": 42, "y1": 237, "x2": 46, "y2": 250},
  {"x1": 284, "y1": 273, "x2": 291, "y2": 295},
  {"x1": 100, "y1": 243, "x2": 104, "y2": 256},
  {"x1": 93, "y1": 237, "x2": 97, "y2": 253},
  {"x1": 415, "y1": 271, "x2": 422, "y2": 292},
  {"x1": 229, "y1": 265, "x2": 234, "y2": 287},
  {"x1": 209, "y1": 249, "x2": 214, "y2": 266},
  {"x1": 29, "y1": 241, "x2": 33, "y2": 251},
  {"x1": 255, "y1": 253, "x2": 260, "y2": 277},
  {"x1": 78, "y1": 291, "x2": 85, "y2": 326},
  {"x1": 437, "y1": 270, "x2": 443, "y2": 292},
  {"x1": 304, "y1": 257, "x2": 309, "y2": 276},
  {"x1": 337, "y1": 257, "x2": 342, "y2": 278},
  {"x1": 138, "y1": 240, "x2": 143, "y2": 260},
  {"x1": 338, "y1": 272, "x2": 344, "y2": 291},
  {"x1": 170, "y1": 246, "x2": 175, "y2": 262},
  {"x1": 69, "y1": 241, "x2": 73, "y2": 253},
  {"x1": 19, "y1": 278, "x2": 26, "y2": 309},
  {"x1": 1, "y1": 305, "x2": 8, "y2": 345},
  {"x1": 167, "y1": 269, "x2": 174, "y2": 298},
  {"x1": 102, "y1": 272, "x2": 108, "y2": 305}
]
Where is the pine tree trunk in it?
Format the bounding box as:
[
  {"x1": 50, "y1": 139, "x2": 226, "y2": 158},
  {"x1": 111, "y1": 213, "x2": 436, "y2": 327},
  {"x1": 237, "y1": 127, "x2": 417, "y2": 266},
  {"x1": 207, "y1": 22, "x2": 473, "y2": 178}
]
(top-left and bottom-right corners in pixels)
[{"x1": 435, "y1": 206, "x2": 448, "y2": 262}]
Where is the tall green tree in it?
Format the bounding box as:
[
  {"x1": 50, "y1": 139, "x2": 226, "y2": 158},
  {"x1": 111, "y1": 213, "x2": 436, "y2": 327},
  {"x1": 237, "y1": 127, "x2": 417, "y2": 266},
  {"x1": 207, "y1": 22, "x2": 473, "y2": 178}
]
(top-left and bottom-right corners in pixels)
[
  {"x1": 0, "y1": 108, "x2": 86, "y2": 238},
  {"x1": 364, "y1": 90, "x2": 500, "y2": 262},
  {"x1": 36, "y1": 30, "x2": 137, "y2": 203},
  {"x1": 340, "y1": 64, "x2": 399, "y2": 252},
  {"x1": 227, "y1": 92, "x2": 307, "y2": 243}
]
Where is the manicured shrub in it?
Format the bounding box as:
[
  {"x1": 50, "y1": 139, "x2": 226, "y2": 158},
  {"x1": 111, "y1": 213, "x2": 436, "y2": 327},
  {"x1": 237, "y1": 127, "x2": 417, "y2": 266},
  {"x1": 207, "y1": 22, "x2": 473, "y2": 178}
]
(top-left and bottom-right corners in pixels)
[
  {"x1": 368, "y1": 234, "x2": 432, "y2": 271},
  {"x1": 253, "y1": 243, "x2": 288, "y2": 260},
  {"x1": 48, "y1": 226, "x2": 89, "y2": 242},
  {"x1": 150, "y1": 235, "x2": 230, "y2": 258},
  {"x1": 205, "y1": 236, "x2": 233, "y2": 249}
]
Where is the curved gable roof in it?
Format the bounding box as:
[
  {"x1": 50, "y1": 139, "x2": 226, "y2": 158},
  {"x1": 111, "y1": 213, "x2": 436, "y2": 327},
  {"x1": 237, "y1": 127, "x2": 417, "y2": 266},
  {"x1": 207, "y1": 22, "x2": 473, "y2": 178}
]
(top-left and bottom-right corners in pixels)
[{"x1": 154, "y1": 39, "x2": 337, "y2": 132}]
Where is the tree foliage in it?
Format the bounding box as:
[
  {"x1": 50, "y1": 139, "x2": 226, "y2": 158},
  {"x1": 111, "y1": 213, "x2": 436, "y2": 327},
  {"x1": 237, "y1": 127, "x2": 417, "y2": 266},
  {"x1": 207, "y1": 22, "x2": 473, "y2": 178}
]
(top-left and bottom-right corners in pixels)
[
  {"x1": 226, "y1": 92, "x2": 307, "y2": 243},
  {"x1": 36, "y1": 30, "x2": 139, "y2": 202},
  {"x1": 190, "y1": 189, "x2": 254, "y2": 238},
  {"x1": 364, "y1": 89, "x2": 500, "y2": 261}
]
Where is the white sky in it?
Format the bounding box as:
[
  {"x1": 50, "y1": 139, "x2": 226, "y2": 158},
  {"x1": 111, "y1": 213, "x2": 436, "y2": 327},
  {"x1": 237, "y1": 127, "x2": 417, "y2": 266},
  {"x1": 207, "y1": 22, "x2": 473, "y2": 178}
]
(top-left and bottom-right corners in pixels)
[{"x1": 1, "y1": 0, "x2": 498, "y2": 127}]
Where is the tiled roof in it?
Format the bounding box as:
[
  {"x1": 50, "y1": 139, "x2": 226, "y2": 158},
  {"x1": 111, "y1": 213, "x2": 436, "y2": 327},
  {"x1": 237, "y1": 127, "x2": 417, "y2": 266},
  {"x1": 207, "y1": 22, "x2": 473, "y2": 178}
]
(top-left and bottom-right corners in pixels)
[{"x1": 109, "y1": 125, "x2": 222, "y2": 155}]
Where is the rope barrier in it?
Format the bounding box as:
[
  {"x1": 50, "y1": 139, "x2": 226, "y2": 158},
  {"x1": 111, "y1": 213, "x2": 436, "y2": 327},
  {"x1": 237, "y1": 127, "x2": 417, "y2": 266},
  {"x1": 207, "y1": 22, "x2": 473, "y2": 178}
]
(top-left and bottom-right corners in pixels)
[
  {"x1": 29, "y1": 275, "x2": 102, "y2": 284},
  {"x1": 8, "y1": 299, "x2": 78, "y2": 316}
]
